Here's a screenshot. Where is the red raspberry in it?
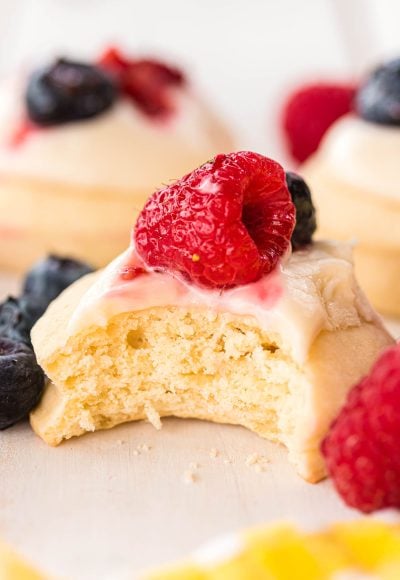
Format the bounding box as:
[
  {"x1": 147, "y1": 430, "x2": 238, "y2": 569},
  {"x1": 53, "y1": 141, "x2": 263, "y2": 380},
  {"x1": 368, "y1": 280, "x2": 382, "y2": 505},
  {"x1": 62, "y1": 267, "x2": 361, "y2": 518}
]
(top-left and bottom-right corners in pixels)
[
  {"x1": 98, "y1": 47, "x2": 184, "y2": 117},
  {"x1": 134, "y1": 151, "x2": 295, "y2": 289},
  {"x1": 322, "y1": 344, "x2": 400, "y2": 514},
  {"x1": 282, "y1": 83, "x2": 356, "y2": 163}
]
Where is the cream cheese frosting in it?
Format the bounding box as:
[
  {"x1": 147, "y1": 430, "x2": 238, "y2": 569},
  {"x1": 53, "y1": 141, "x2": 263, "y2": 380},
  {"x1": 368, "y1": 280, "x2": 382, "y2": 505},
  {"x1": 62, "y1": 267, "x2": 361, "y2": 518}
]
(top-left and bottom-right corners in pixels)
[
  {"x1": 0, "y1": 77, "x2": 233, "y2": 191},
  {"x1": 68, "y1": 241, "x2": 377, "y2": 364},
  {"x1": 312, "y1": 114, "x2": 400, "y2": 200}
]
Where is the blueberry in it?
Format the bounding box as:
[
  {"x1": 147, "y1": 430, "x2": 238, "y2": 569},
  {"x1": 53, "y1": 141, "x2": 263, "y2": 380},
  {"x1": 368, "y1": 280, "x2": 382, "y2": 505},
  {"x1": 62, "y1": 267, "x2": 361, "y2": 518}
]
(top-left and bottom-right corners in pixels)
[
  {"x1": 23, "y1": 255, "x2": 94, "y2": 309},
  {"x1": 0, "y1": 296, "x2": 37, "y2": 346},
  {"x1": 356, "y1": 58, "x2": 400, "y2": 125},
  {"x1": 26, "y1": 58, "x2": 118, "y2": 126},
  {"x1": 0, "y1": 255, "x2": 93, "y2": 430},
  {"x1": 0, "y1": 338, "x2": 45, "y2": 430},
  {"x1": 286, "y1": 172, "x2": 317, "y2": 250},
  {"x1": 0, "y1": 255, "x2": 93, "y2": 351}
]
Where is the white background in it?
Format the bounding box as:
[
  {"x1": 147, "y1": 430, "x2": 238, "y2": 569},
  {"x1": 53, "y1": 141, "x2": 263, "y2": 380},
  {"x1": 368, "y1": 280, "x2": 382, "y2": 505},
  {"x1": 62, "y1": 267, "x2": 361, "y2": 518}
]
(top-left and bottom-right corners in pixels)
[{"x1": 0, "y1": 0, "x2": 400, "y2": 164}]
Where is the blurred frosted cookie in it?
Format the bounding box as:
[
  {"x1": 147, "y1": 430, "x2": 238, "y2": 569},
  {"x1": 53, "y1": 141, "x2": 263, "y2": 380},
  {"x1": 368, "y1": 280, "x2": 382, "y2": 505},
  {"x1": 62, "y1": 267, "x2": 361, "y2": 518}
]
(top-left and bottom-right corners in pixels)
[
  {"x1": 291, "y1": 59, "x2": 400, "y2": 316},
  {"x1": 0, "y1": 47, "x2": 233, "y2": 272}
]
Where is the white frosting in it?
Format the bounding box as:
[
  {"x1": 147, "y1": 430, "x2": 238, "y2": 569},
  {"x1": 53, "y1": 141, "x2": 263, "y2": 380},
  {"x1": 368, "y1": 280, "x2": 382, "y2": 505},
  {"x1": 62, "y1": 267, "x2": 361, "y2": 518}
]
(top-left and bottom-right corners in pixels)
[
  {"x1": 0, "y1": 76, "x2": 233, "y2": 191},
  {"x1": 68, "y1": 241, "x2": 376, "y2": 364},
  {"x1": 313, "y1": 115, "x2": 400, "y2": 200}
]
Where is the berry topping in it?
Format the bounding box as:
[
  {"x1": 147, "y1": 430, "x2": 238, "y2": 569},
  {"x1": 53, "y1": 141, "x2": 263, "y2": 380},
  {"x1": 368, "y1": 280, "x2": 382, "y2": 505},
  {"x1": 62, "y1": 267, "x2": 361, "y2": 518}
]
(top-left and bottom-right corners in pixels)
[
  {"x1": 119, "y1": 265, "x2": 147, "y2": 281},
  {"x1": 26, "y1": 58, "x2": 117, "y2": 126},
  {"x1": 23, "y1": 255, "x2": 93, "y2": 310},
  {"x1": 0, "y1": 256, "x2": 92, "y2": 349},
  {"x1": 0, "y1": 255, "x2": 93, "y2": 429},
  {"x1": 286, "y1": 172, "x2": 317, "y2": 249},
  {"x1": 98, "y1": 47, "x2": 185, "y2": 117},
  {"x1": 134, "y1": 151, "x2": 295, "y2": 289},
  {"x1": 0, "y1": 337, "x2": 45, "y2": 430},
  {"x1": 0, "y1": 297, "x2": 37, "y2": 346},
  {"x1": 282, "y1": 83, "x2": 356, "y2": 162},
  {"x1": 8, "y1": 118, "x2": 38, "y2": 148},
  {"x1": 356, "y1": 58, "x2": 400, "y2": 125},
  {"x1": 322, "y1": 345, "x2": 400, "y2": 513}
]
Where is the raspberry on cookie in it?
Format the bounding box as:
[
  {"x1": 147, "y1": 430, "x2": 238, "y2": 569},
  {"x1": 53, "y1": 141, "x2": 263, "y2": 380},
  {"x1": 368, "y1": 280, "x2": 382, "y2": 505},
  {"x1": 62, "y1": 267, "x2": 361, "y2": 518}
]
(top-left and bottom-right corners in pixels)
[
  {"x1": 135, "y1": 151, "x2": 296, "y2": 288},
  {"x1": 98, "y1": 47, "x2": 185, "y2": 117},
  {"x1": 282, "y1": 82, "x2": 356, "y2": 163}
]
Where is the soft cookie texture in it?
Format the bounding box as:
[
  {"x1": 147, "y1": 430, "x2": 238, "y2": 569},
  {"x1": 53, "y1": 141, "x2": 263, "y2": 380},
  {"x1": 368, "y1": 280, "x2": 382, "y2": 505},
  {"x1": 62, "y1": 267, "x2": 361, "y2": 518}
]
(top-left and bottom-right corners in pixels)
[{"x1": 31, "y1": 243, "x2": 393, "y2": 483}]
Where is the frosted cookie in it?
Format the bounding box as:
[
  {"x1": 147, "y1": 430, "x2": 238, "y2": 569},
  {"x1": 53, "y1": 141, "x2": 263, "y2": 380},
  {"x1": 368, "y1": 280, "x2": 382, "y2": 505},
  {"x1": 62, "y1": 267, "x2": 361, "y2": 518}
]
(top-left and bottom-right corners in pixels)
[
  {"x1": 31, "y1": 152, "x2": 393, "y2": 483},
  {"x1": 300, "y1": 58, "x2": 400, "y2": 316},
  {"x1": 0, "y1": 48, "x2": 233, "y2": 272}
]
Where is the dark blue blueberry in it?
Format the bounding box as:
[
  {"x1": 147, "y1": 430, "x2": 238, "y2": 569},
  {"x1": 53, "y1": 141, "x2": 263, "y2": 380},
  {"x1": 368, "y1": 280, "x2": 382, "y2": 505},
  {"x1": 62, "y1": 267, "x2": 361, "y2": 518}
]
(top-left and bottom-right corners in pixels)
[
  {"x1": 26, "y1": 58, "x2": 118, "y2": 126},
  {"x1": 0, "y1": 296, "x2": 37, "y2": 346},
  {"x1": 286, "y1": 172, "x2": 317, "y2": 250},
  {"x1": 356, "y1": 58, "x2": 400, "y2": 125},
  {"x1": 0, "y1": 256, "x2": 94, "y2": 349},
  {"x1": 0, "y1": 255, "x2": 93, "y2": 429},
  {"x1": 23, "y1": 255, "x2": 94, "y2": 309},
  {"x1": 0, "y1": 337, "x2": 45, "y2": 430}
]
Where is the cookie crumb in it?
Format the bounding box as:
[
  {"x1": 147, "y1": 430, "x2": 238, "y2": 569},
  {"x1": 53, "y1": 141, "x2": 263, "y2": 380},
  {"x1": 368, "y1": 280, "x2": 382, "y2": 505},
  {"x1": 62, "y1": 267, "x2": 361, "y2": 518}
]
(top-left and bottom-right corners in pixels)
[
  {"x1": 209, "y1": 448, "x2": 219, "y2": 459},
  {"x1": 245, "y1": 452, "x2": 260, "y2": 466},
  {"x1": 133, "y1": 449, "x2": 139, "y2": 456},
  {"x1": 189, "y1": 462, "x2": 199, "y2": 470},
  {"x1": 182, "y1": 470, "x2": 197, "y2": 484},
  {"x1": 245, "y1": 452, "x2": 268, "y2": 472},
  {"x1": 138, "y1": 443, "x2": 151, "y2": 452},
  {"x1": 145, "y1": 403, "x2": 162, "y2": 430},
  {"x1": 223, "y1": 458, "x2": 233, "y2": 465}
]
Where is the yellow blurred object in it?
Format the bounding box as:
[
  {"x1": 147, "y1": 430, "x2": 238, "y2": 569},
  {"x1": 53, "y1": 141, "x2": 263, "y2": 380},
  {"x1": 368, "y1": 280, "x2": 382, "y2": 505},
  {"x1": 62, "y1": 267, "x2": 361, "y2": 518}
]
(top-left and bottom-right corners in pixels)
[
  {"x1": 147, "y1": 566, "x2": 206, "y2": 580},
  {"x1": 242, "y1": 524, "x2": 349, "y2": 579},
  {"x1": 0, "y1": 542, "x2": 46, "y2": 580},
  {"x1": 145, "y1": 520, "x2": 400, "y2": 579},
  {"x1": 330, "y1": 520, "x2": 400, "y2": 573}
]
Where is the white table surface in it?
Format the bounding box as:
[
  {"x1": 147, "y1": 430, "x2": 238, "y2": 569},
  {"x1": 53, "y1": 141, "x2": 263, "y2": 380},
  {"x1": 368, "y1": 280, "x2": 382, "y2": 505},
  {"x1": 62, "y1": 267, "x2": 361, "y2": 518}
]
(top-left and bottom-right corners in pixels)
[{"x1": 0, "y1": 274, "x2": 399, "y2": 580}]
